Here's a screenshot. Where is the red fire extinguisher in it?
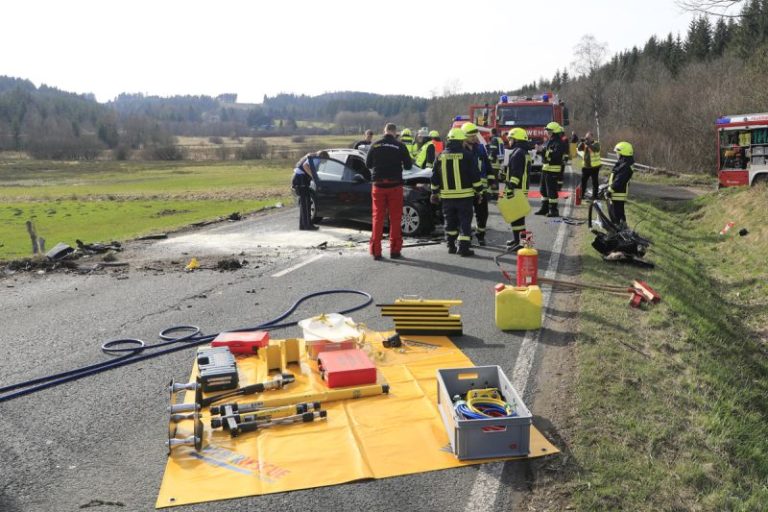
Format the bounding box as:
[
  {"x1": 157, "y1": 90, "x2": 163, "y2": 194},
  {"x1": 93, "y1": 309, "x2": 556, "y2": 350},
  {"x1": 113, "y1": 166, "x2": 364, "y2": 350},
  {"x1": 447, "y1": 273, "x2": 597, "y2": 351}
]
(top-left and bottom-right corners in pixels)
[
  {"x1": 574, "y1": 185, "x2": 582, "y2": 206},
  {"x1": 516, "y1": 237, "x2": 538, "y2": 286}
]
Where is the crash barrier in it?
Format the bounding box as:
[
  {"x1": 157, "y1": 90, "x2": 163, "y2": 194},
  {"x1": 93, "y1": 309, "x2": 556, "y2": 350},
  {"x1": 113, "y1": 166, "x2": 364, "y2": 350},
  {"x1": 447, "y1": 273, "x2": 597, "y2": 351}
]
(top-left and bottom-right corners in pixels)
[
  {"x1": 600, "y1": 153, "x2": 665, "y2": 174},
  {"x1": 158, "y1": 331, "x2": 558, "y2": 508}
]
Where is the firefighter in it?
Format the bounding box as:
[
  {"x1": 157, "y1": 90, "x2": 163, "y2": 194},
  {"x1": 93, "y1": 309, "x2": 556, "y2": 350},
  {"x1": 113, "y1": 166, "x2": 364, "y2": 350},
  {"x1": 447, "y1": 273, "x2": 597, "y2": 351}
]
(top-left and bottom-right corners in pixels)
[
  {"x1": 487, "y1": 128, "x2": 504, "y2": 198},
  {"x1": 430, "y1": 128, "x2": 483, "y2": 257},
  {"x1": 577, "y1": 131, "x2": 601, "y2": 201},
  {"x1": 607, "y1": 141, "x2": 634, "y2": 226},
  {"x1": 400, "y1": 128, "x2": 419, "y2": 159},
  {"x1": 534, "y1": 121, "x2": 567, "y2": 218},
  {"x1": 462, "y1": 122, "x2": 493, "y2": 246},
  {"x1": 365, "y1": 123, "x2": 413, "y2": 260},
  {"x1": 504, "y1": 127, "x2": 531, "y2": 250},
  {"x1": 291, "y1": 151, "x2": 328, "y2": 231},
  {"x1": 416, "y1": 130, "x2": 440, "y2": 168}
]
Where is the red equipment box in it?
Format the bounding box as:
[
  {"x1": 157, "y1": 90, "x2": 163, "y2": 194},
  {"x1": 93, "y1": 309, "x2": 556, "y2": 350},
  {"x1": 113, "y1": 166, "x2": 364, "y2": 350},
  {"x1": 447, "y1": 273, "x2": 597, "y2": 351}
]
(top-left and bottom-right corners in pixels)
[
  {"x1": 317, "y1": 349, "x2": 377, "y2": 388},
  {"x1": 212, "y1": 331, "x2": 270, "y2": 354}
]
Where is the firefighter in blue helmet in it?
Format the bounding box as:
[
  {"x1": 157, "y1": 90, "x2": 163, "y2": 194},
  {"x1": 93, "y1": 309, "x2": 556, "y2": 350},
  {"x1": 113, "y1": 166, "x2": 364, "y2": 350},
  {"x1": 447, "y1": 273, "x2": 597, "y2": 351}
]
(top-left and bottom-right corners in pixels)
[{"x1": 430, "y1": 128, "x2": 484, "y2": 256}]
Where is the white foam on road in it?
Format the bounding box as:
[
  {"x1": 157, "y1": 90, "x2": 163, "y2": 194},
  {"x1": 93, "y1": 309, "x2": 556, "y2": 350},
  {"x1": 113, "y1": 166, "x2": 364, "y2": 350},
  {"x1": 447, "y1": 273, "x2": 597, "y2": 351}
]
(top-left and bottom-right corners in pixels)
[
  {"x1": 271, "y1": 254, "x2": 325, "y2": 278},
  {"x1": 463, "y1": 192, "x2": 574, "y2": 512}
]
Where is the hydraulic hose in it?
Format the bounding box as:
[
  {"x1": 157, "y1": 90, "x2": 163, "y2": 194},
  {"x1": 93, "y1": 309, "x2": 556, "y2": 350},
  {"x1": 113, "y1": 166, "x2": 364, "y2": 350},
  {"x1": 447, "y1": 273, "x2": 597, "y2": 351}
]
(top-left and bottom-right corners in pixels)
[{"x1": 0, "y1": 289, "x2": 372, "y2": 403}]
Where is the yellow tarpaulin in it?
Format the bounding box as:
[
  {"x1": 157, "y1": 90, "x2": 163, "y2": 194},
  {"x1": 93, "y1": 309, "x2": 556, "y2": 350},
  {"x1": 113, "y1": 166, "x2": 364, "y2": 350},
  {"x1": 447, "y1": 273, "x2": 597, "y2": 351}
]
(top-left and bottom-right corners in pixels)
[{"x1": 156, "y1": 333, "x2": 558, "y2": 508}]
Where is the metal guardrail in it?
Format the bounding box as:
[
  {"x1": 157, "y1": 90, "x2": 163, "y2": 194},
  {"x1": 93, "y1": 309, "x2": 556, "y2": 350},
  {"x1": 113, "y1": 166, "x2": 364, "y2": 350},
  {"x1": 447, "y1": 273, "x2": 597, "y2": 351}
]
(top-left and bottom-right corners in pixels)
[{"x1": 599, "y1": 153, "x2": 662, "y2": 173}]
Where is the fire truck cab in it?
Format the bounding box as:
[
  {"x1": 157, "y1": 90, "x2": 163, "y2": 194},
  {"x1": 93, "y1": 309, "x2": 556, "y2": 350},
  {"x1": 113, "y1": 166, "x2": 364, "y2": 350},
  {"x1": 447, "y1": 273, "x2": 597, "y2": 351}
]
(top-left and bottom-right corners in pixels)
[
  {"x1": 461, "y1": 93, "x2": 569, "y2": 173},
  {"x1": 716, "y1": 113, "x2": 768, "y2": 187}
]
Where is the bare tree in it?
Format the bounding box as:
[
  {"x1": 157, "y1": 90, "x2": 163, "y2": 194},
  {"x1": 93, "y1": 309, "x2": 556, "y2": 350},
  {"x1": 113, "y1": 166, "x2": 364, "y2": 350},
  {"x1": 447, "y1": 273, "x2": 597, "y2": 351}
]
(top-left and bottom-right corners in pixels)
[
  {"x1": 571, "y1": 34, "x2": 609, "y2": 140},
  {"x1": 675, "y1": 0, "x2": 746, "y2": 17}
]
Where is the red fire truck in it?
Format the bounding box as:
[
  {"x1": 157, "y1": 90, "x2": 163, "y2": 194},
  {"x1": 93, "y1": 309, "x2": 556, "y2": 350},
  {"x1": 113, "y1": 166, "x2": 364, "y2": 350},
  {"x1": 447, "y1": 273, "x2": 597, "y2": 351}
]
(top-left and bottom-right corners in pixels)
[
  {"x1": 716, "y1": 112, "x2": 768, "y2": 187},
  {"x1": 453, "y1": 93, "x2": 569, "y2": 172}
]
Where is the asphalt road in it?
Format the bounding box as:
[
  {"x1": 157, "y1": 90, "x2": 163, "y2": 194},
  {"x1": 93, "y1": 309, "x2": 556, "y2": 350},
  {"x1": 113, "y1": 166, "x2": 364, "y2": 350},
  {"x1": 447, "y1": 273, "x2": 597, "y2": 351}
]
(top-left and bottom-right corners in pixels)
[{"x1": 0, "y1": 171, "x2": 581, "y2": 512}]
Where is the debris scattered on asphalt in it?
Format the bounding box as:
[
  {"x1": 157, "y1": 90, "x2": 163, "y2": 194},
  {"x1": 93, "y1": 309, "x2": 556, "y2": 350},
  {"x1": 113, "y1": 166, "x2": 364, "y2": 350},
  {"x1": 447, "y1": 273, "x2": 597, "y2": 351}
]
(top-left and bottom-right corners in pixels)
[
  {"x1": 316, "y1": 241, "x2": 328, "y2": 250},
  {"x1": 46, "y1": 242, "x2": 75, "y2": 261},
  {"x1": 136, "y1": 233, "x2": 168, "y2": 240},
  {"x1": 228, "y1": 212, "x2": 242, "y2": 221},
  {"x1": 76, "y1": 239, "x2": 122, "y2": 254},
  {"x1": 216, "y1": 258, "x2": 244, "y2": 271},
  {"x1": 185, "y1": 258, "x2": 200, "y2": 271}
]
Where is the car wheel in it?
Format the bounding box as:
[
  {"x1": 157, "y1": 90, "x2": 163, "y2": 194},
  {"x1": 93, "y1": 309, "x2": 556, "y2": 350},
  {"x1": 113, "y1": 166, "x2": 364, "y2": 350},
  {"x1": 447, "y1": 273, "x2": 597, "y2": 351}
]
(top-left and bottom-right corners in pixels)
[
  {"x1": 752, "y1": 173, "x2": 767, "y2": 186},
  {"x1": 309, "y1": 191, "x2": 321, "y2": 223},
  {"x1": 401, "y1": 202, "x2": 433, "y2": 236}
]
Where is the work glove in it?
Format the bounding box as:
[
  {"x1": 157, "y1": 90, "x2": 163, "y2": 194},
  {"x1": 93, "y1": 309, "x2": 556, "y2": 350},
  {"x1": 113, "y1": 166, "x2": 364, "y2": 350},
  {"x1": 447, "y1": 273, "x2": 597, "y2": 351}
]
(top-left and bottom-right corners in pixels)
[
  {"x1": 430, "y1": 193, "x2": 440, "y2": 205},
  {"x1": 475, "y1": 192, "x2": 485, "y2": 204},
  {"x1": 605, "y1": 188, "x2": 613, "y2": 198},
  {"x1": 504, "y1": 187, "x2": 515, "y2": 199}
]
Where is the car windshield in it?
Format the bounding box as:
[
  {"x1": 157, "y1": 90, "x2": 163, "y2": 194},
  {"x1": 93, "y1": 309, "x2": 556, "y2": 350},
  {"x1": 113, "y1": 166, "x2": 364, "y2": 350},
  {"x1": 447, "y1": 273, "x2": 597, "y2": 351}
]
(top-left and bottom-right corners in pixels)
[{"x1": 497, "y1": 105, "x2": 553, "y2": 127}]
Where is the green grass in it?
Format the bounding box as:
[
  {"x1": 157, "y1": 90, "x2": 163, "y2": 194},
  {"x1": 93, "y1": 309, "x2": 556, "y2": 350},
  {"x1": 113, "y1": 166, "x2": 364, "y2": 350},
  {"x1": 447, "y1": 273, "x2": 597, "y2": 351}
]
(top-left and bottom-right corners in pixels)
[
  {"x1": 571, "y1": 186, "x2": 768, "y2": 510},
  {"x1": 0, "y1": 160, "x2": 294, "y2": 260}
]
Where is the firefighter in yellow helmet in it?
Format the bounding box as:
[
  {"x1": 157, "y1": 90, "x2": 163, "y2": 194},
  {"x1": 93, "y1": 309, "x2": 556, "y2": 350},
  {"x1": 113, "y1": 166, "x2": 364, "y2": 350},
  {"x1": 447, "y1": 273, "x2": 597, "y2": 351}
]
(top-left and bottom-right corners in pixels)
[
  {"x1": 534, "y1": 121, "x2": 567, "y2": 217},
  {"x1": 416, "y1": 130, "x2": 441, "y2": 168},
  {"x1": 504, "y1": 127, "x2": 532, "y2": 249},
  {"x1": 430, "y1": 128, "x2": 484, "y2": 256},
  {"x1": 400, "y1": 128, "x2": 418, "y2": 160},
  {"x1": 607, "y1": 141, "x2": 634, "y2": 226},
  {"x1": 462, "y1": 122, "x2": 492, "y2": 246}
]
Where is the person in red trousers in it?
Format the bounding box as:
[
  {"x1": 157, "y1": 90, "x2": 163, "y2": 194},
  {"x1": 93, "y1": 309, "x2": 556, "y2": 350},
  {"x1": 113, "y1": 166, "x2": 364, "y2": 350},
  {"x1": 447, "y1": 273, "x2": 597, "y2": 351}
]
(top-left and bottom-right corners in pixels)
[{"x1": 365, "y1": 123, "x2": 413, "y2": 260}]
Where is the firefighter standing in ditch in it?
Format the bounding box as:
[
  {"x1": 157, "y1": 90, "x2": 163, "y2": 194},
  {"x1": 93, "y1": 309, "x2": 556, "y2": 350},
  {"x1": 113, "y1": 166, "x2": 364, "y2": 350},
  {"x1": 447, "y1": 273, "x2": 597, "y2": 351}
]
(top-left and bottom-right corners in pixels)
[
  {"x1": 504, "y1": 127, "x2": 531, "y2": 250},
  {"x1": 534, "y1": 121, "x2": 567, "y2": 218},
  {"x1": 430, "y1": 128, "x2": 484, "y2": 257},
  {"x1": 365, "y1": 123, "x2": 413, "y2": 260},
  {"x1": 607, "y1": 141, "x2": 634, "y2": 226},
  {"x1": 577, "y1": 131, "x2": 601, "y2": 201},
  {"x1": 462, "y1": 122, "x2": 492, "y2": 246}
]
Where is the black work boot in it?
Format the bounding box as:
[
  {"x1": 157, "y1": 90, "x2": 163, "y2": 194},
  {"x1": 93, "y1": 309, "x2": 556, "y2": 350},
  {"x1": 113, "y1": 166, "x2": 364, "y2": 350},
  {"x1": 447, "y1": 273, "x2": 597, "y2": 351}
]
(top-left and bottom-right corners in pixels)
[
  {"x1": 534, "y1": 202, "x2": 549, "y2": 216},
  {"x1": 447, "y1": 240, "x2": 457, "y2": 254},
  {"x1": 476, "y1": 231, "x2": 486, "y2": 246},
  {"x1": 547, "y1": 205, "x2": 560, "y2": 217},
  {"x1": 506, "y1": 231, "x2": 521, "y2": 250},
  {"x1": 458, "y1": 241, "x2": 474, "y2": 257}
]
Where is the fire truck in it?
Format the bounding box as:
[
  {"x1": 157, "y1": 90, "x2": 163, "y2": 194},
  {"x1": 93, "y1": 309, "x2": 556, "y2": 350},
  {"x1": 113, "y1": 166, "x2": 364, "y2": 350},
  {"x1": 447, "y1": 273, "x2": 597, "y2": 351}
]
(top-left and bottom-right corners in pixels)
[
  {"x1": 716, "y1": 112, "x2": 768, "y2": 187},
  {"x1": 452, "y1": 93, "x2": 569, "y2": 173}
]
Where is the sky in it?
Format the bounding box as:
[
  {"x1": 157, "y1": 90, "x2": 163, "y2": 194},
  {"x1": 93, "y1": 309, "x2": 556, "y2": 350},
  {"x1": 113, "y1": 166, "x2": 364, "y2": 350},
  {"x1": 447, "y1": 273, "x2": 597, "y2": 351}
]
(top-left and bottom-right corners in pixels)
[{"x1": 2, "y1": 0, "x2": 699, "y2": 104}]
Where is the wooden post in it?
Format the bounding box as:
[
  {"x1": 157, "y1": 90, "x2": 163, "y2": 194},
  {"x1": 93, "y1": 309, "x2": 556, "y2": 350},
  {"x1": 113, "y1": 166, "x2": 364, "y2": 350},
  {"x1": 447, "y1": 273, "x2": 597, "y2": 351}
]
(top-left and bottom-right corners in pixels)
[{"x1": 25, "y1": 221, "x2": 39, "y2": 254}]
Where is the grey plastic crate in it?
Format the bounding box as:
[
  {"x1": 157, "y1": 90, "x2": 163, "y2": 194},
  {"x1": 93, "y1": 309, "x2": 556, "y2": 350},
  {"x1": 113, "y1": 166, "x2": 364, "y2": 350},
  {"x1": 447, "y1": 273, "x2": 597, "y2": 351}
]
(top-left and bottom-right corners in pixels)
[{"x1": 437, "y1": 366, "x2": 532, "y2": 460}]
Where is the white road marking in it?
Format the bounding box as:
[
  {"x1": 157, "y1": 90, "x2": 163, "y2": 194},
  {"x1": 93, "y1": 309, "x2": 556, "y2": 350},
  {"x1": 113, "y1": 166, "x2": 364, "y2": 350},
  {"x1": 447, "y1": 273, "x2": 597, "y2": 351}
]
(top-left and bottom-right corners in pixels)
[
  {"x1": 463, "y1": 183, "x2": 574, "y2": 512},
  {"x1": 270, "y1": 254, "x2": 324, "y2": 278}
]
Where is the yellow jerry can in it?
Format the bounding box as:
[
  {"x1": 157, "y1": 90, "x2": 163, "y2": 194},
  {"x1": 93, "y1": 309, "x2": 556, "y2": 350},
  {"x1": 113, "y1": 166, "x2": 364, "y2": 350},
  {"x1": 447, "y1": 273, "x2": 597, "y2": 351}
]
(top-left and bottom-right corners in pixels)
[{"x1": 494, "y1": 284, "x2": 542, "y2": 330}]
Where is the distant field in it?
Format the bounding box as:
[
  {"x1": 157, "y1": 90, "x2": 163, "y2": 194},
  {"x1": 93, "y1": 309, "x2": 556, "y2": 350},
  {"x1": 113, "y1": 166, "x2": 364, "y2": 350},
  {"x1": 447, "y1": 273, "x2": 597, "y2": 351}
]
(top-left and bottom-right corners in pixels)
[
  {"x1": 0, "y1": 160, "x2": 293, "y2": 261},
  {"x1": 176, "y1": 134, "x2": 359, "y2": 149}
]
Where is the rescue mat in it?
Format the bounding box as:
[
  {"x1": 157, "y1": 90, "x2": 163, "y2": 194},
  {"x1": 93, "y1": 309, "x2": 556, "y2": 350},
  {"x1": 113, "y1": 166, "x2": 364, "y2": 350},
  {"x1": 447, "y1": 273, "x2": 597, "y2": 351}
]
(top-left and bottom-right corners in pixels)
[
  {"x1": 526, "y1": 190, "x2": 571, "y2": 199},
  {"x1": 156, "y1": 333, "x2": 558, "y2": 508}
]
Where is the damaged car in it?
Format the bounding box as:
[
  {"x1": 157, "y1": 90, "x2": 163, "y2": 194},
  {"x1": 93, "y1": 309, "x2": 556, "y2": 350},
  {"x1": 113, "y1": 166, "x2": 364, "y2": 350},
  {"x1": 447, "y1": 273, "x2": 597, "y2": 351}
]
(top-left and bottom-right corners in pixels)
[{"x1": 300, "y1": 148, "x2": 441, "y2": 236}]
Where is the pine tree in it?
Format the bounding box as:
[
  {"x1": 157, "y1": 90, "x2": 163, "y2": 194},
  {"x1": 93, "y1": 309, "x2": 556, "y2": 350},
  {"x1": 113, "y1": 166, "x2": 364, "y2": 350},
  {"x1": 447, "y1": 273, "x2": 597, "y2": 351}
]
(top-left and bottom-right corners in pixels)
[{"x1": 712, "y1": 18, "x2": 730, "y2": 56}]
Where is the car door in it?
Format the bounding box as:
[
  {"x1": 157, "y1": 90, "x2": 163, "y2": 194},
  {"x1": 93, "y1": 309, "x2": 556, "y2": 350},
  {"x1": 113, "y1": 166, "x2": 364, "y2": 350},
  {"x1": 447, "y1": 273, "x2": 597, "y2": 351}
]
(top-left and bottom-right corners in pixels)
[
  {"x1": 314, "y1": 158, "x2": 370, "y2": 220},
  {"x1": 343, "y1": 155, "x2": 373, "y2": 220}
]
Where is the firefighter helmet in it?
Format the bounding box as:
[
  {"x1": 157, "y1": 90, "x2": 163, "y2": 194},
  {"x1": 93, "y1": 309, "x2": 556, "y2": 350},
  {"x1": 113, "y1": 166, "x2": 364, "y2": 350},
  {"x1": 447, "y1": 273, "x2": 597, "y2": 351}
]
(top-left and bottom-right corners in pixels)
[
  {"x1": 461, "y1": 122, "x2": 479, "y2": 135},
  {"x1": 614, "y1": 141, "x2": 634, "y2": 157},
  {"x1": 508, "y1": 127, "x2": 528, "y2": 141},
  {"x1": 447, "y1": 128, "x2": 467, "y2": 141},
  {"x1": 545, "y1": 122, "x2": 563, "y2": 133},
  {"x1": 401, "y1": 128, "x2": 412, "y2": 137},
  {"x1": 429, "y1": 130, "x2": 440, "y2": 138}
]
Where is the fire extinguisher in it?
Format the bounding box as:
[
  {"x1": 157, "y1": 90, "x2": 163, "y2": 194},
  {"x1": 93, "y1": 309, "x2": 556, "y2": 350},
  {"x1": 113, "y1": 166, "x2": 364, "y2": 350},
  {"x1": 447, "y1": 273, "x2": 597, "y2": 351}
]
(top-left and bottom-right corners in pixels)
[
  {"x1": 516, "y1": 238, "x2": 538, "y2": 286},
  {"x1": 574, "y1": 185, "x2": 582, "y2": 206}
]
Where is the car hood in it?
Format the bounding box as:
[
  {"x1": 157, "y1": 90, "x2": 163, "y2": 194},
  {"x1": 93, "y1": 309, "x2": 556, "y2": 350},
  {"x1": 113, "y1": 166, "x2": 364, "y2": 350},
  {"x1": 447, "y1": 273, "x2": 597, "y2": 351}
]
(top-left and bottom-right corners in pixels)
[{"x1": 403, "y1": 167, "x2": 432, "y2": 180}]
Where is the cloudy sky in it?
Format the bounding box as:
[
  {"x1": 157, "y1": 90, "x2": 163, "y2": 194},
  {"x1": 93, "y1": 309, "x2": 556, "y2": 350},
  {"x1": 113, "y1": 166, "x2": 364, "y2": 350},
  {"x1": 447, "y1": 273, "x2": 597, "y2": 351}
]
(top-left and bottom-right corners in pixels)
[{"x1": 3, "y1": 0, "x2": 700, "y2": 103}]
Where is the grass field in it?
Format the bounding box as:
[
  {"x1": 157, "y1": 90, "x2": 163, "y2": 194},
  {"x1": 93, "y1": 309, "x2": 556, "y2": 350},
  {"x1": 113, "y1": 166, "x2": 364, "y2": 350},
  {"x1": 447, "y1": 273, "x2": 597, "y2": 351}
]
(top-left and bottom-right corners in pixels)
[
  {"x1": 0, "y1": 159, "x2": 294, "y2": 261},
  {"x1": 567, "y1": 185, "x2": 768, "y2": 510}
]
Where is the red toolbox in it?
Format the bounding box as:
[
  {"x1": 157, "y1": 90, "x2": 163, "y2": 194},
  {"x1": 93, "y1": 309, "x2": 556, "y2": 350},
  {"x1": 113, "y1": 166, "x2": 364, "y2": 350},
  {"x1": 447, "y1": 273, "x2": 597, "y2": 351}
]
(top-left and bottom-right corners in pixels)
[
  {"x1": 212, "y1": 330, "x2": 270, "y2": 354},
  {"x1": 317, "y1": 349, "x2": 377, "y2": 388}
]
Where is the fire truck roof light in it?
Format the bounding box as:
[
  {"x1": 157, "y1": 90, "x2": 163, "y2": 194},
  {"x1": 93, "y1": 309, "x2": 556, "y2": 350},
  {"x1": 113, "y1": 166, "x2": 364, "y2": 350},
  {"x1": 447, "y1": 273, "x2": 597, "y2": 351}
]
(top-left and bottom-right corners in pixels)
[
  {"x1": 542, "y1": 94, "x2": 549, "y2": 102},
  {"x1": 455, "y1": 115, "x2": 469, "y2": 121},
  {"x1": 500, "y1": 95, "x2": 508, "y2": 103},
  {"x1": 716, "y1": 117, "x2": 730, "y2": 124}
]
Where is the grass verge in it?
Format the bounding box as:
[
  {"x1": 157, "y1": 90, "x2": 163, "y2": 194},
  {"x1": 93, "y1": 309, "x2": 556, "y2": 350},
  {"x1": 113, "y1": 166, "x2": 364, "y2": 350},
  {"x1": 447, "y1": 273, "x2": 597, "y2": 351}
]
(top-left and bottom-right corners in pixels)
[
  {"x1": 0, "y1": 160, "x2": 293, "y2": 260},
  {"x1": 572, "y1": 186, "x2": 768, "y2": 511}
]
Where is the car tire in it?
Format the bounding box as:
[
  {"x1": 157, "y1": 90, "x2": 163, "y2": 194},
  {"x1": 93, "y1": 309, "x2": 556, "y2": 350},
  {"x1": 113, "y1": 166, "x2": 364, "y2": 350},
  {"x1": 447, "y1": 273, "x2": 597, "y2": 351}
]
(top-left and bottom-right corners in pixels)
[
  {"x1": 401, "y1": 202, "x2": 433, "y2": 236},
  {"x1": 309, "y1": 191, "x2": 322, "y2": 223}
]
